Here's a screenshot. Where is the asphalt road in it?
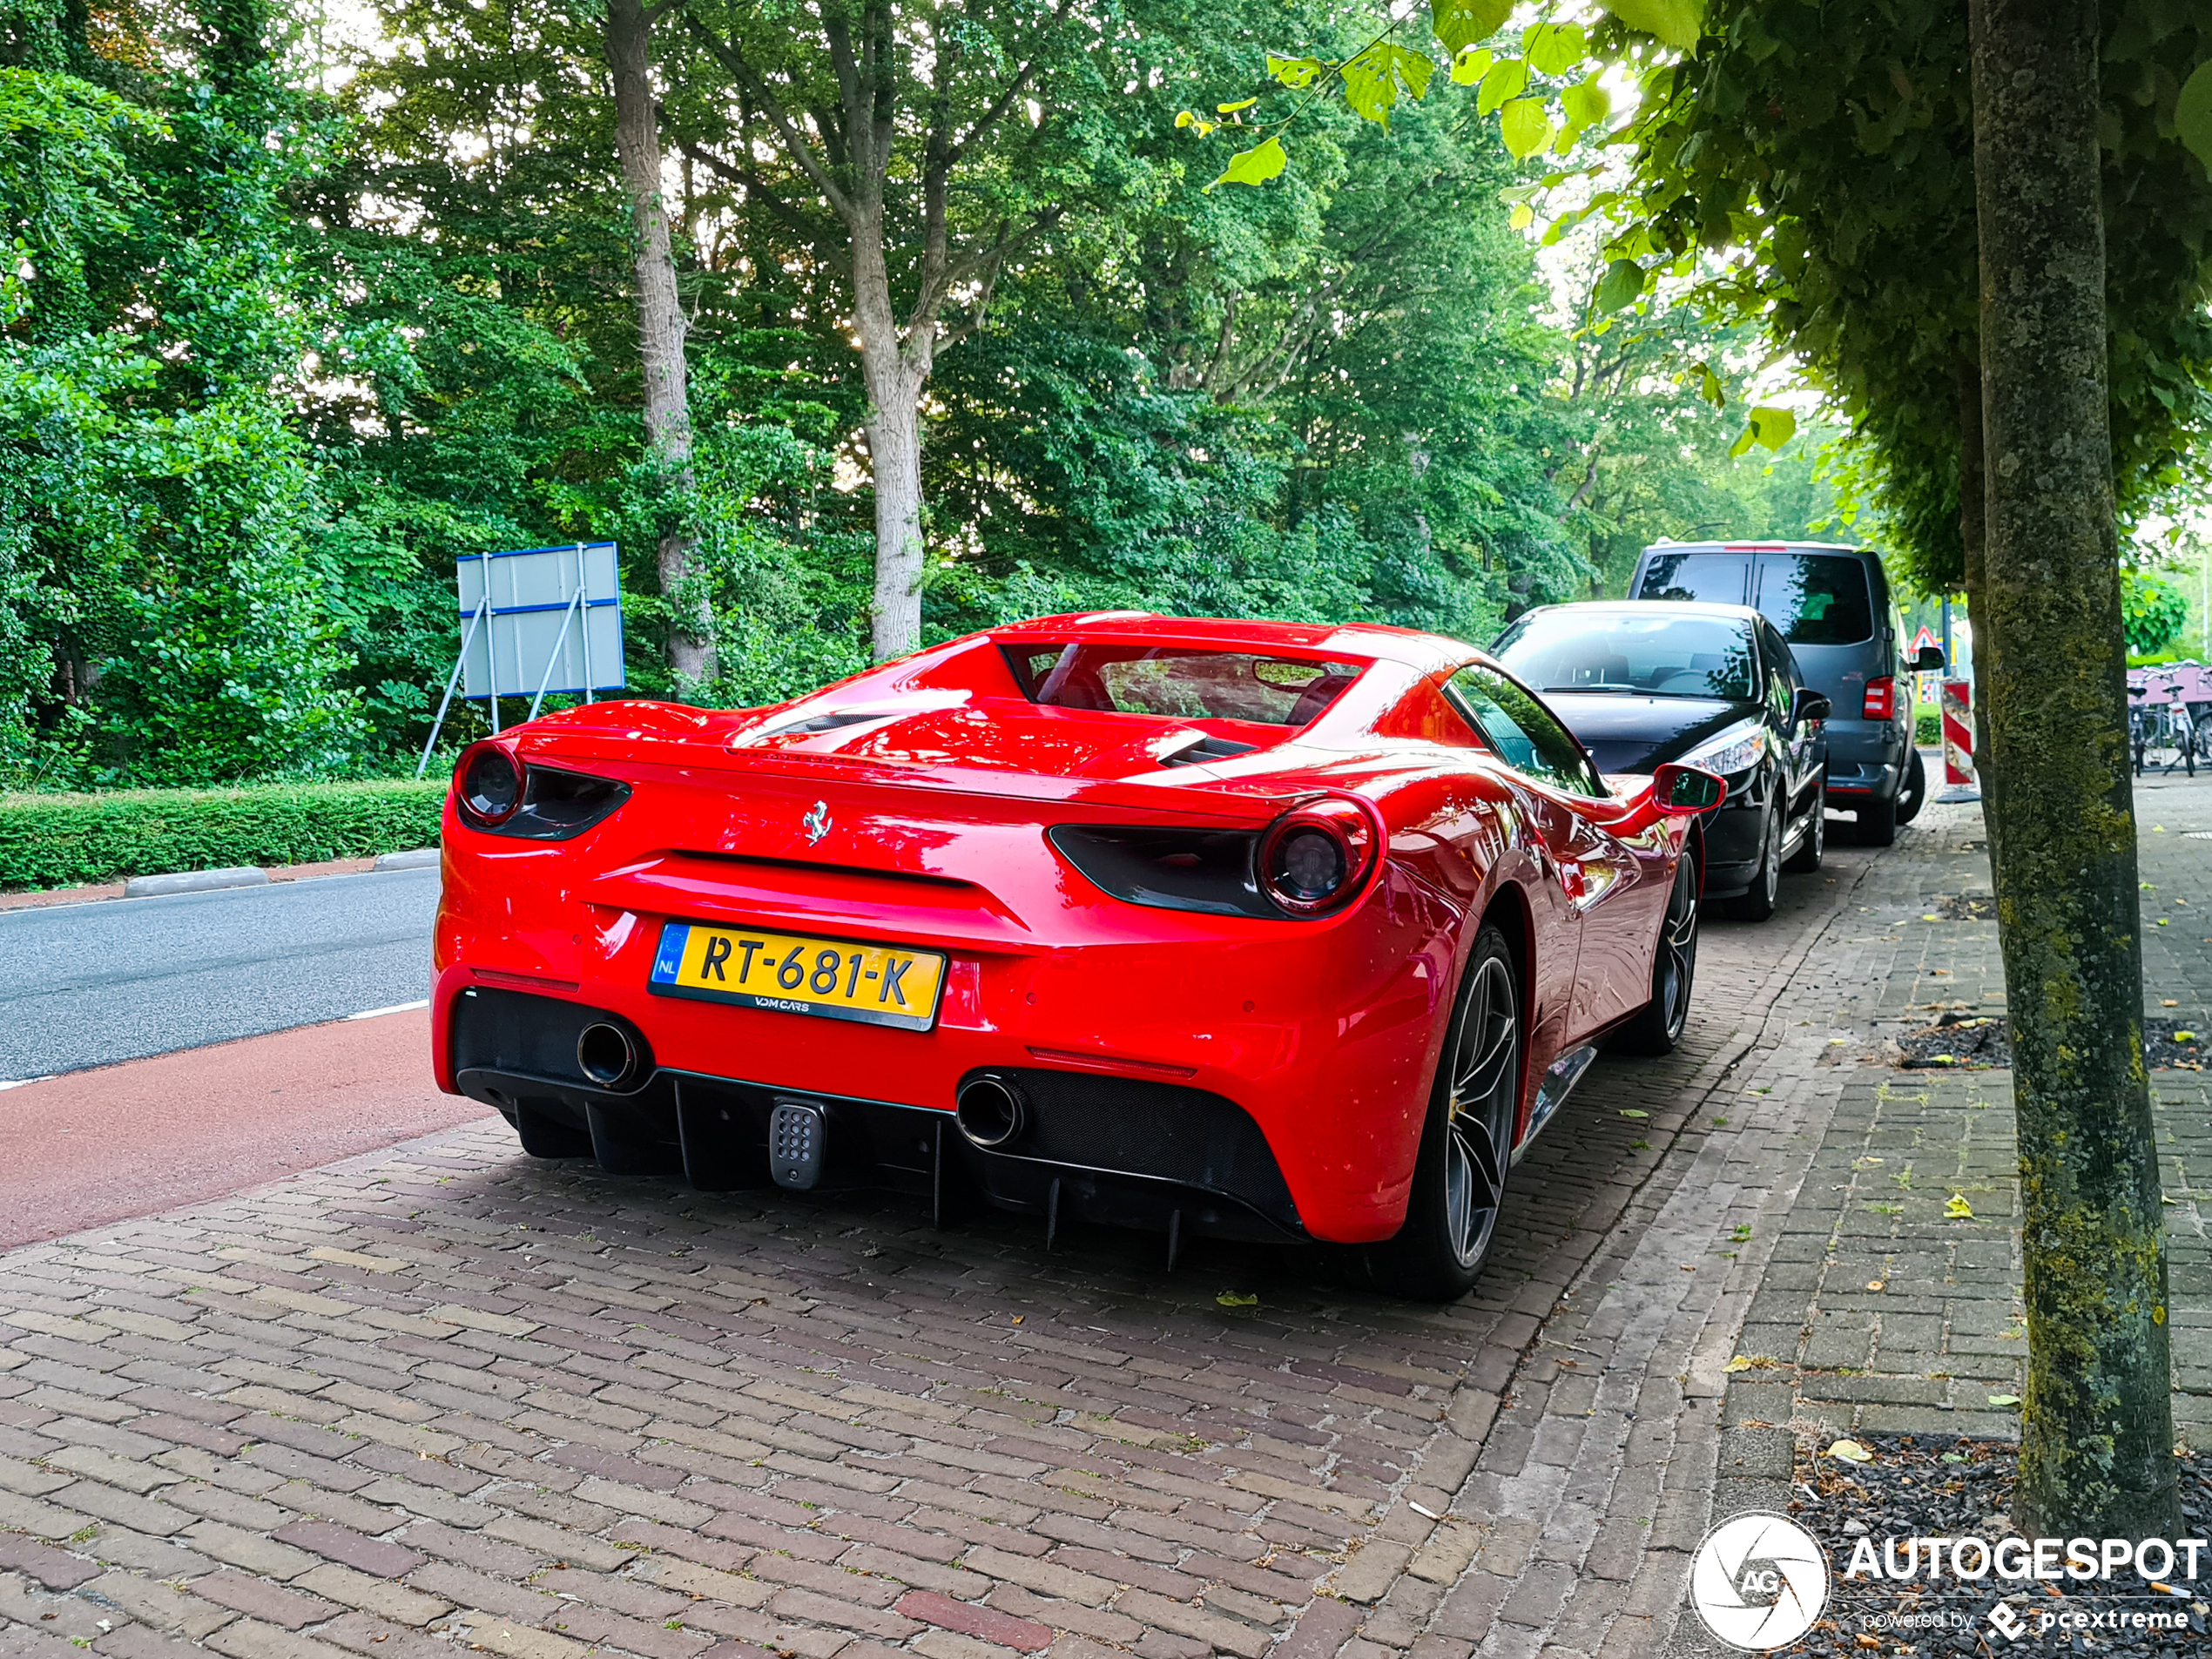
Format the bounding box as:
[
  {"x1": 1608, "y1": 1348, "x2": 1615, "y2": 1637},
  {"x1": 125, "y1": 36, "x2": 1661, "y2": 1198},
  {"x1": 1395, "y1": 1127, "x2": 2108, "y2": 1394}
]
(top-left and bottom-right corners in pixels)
[{"x1": 0, "y1": 868, "x2": 440, "y2": 1080}]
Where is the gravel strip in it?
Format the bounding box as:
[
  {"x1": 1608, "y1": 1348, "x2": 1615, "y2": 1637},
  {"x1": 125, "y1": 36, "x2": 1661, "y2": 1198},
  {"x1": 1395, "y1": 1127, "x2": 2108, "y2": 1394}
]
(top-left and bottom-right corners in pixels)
[{"x1": 1772, "y1": 1433, "x2": 2211, "y2": 1655}]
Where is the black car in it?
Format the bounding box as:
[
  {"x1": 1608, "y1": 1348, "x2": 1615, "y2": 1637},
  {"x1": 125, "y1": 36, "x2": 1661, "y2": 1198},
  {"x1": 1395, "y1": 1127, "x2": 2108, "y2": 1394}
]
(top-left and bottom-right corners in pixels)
[
  {"x1": 1491, "y1": 601, "x2": 1831, "y2": 921},
  {"x1": 1626, "y1": 541, "x2": 1943, "y2": 843}
]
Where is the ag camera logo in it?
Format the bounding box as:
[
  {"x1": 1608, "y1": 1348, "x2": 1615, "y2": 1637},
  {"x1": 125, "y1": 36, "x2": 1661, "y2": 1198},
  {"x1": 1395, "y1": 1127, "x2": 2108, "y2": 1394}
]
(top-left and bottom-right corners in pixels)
[{"x1": 1689, "y1": 1512, "x2": 1832, "y2": 1650}]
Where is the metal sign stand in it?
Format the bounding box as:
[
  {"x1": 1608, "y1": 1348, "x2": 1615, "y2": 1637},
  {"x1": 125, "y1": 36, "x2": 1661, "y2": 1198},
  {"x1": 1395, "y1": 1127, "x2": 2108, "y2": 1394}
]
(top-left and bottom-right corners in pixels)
[
  {"x1": 416, "y1": 598, "x2": 489, "y2": 778},
  {"x1": 415, "y1": 543, "x2": 622, "y2": 778}
]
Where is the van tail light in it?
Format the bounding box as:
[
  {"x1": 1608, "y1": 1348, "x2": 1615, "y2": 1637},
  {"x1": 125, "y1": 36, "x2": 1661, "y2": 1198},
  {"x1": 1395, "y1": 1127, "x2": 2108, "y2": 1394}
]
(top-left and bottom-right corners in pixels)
[{"x1": 1863, "y1": 676, "x2": 1896, "y2": 721}]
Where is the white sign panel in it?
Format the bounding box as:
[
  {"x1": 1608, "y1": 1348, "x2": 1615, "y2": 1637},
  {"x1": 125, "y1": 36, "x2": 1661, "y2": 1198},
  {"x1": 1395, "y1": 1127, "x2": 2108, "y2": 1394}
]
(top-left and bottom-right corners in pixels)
[{"x1": 457, "y1": 542, "x2": 624, "y2": 700}]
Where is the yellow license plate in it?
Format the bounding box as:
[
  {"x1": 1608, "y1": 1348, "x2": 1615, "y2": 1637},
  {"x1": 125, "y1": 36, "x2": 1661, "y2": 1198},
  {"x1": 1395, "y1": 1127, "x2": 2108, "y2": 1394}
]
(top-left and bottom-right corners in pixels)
[{"x1": 648, "y1": 922, "x2": 946, "y2": 1032}]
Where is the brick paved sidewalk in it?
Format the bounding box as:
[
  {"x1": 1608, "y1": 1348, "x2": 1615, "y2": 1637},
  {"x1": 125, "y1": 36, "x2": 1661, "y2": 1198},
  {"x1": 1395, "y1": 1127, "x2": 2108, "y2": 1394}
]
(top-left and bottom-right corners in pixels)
[{"x1": 3, "y1": 792, "x2": 2207, "y2": 1659}]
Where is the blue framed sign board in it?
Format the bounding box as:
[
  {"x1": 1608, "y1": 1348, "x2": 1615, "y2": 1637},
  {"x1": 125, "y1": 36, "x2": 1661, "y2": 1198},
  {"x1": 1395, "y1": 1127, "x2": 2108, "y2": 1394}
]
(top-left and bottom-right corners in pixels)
[
  {"x1": 415, "y1": 541, "x2": 626, "y2": 776},
  {"x1": 458, "y1": 542, "x2": 625, "y2": 701}
]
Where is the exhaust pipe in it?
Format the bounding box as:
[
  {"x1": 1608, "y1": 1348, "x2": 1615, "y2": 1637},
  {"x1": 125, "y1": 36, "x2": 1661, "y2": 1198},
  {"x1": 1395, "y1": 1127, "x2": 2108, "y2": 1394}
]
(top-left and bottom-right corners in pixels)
[
  {"x1": 576, "y1": 1022, "x2": 641, "y2": 1090},
  {"x1": 954, "y1": 1074, "x2": 1027, "y2": 1150}
]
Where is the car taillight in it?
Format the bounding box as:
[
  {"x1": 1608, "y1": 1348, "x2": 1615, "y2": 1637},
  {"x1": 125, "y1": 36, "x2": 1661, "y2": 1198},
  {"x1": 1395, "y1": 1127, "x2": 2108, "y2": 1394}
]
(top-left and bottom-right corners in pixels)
[
  {"x1": 453, "y1": 743, "x2": 631, "y2": 840},
  {"x1": 1863, "y1": 676, "x2": 1896, "y2": 721},
  {"x1": 456, "y1": 741, "x2": 523, "y2": 827},
  {"x1": 1257, "y1": 798, "x2": 1379, "y2": 917}
]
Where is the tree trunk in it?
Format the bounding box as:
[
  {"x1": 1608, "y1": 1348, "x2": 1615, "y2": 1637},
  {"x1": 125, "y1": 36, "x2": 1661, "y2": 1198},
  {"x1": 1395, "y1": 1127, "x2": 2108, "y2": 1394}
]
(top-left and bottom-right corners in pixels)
[
  {"x1": 607, "y1": 0, "x2": 714, "y2": 688},
  {"x1": 1954, "y1": 347, "x2": 1997, "y2": 857},
  {"x1": 853, "y1": 225, "x2": 931, "y2": 660},
  {"x1": 865, "y1": 381, "x2": 927, "y2": 658},
  {"x1": 1970, "y1": 0, "x2": 2179, "y2": 1538}
]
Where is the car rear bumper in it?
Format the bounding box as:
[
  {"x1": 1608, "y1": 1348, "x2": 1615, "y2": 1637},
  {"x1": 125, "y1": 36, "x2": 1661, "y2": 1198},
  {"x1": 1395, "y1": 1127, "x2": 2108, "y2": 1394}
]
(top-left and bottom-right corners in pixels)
[
  {"x1": 450, "y1": 986, "x2": 1309, "y2": 1245},
  {"x1": 1823, "y1": 716, "x2": 1905, "y2": 802}
]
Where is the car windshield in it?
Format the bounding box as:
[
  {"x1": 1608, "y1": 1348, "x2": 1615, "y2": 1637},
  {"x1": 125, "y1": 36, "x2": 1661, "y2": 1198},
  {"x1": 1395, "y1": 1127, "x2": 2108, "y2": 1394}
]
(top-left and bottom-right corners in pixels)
[
  {"x1": 1490, "y1": 612, "x2": 1757, "y2": 701},
  {"x1": 1001, "y1": 645, "x2": 1364, "y2": 726}
]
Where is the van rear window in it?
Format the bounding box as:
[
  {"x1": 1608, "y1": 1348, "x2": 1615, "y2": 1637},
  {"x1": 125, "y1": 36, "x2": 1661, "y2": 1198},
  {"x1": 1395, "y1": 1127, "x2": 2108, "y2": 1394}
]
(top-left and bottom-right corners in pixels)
[
  {"x1": 1755, "y1": 552, "x2": 1873, "y2": 645},
  {"x1": 1003, "y1": 645, "x2": 1363, "y2": 726},
  {"x1": 1636, "y1": 550, "x2": 1750, "y2": 605}
]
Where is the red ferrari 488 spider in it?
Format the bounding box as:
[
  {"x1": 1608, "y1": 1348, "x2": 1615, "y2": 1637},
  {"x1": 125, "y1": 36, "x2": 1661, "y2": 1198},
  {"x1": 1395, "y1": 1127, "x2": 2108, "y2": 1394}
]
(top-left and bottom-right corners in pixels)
[{"x1": 432, "y1": 614, "x2": 1723, "y2": 1298}]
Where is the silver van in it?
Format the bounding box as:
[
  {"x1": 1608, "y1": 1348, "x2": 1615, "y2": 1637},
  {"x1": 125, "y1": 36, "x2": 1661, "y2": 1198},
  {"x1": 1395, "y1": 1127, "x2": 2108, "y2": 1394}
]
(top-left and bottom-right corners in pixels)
[{"x1": 1626, "y1": 542, "x2": 1942, "y2": 844}]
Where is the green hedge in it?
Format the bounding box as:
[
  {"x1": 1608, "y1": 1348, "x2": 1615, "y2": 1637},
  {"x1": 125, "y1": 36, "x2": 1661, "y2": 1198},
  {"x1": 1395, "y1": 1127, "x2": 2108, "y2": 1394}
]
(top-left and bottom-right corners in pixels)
[
  {"x1": 1915, "y1": 707, "x2": 1941, "y2": 745},
  {"x1": 0, "y1": 779, "x2": 448, "y2": 891}
]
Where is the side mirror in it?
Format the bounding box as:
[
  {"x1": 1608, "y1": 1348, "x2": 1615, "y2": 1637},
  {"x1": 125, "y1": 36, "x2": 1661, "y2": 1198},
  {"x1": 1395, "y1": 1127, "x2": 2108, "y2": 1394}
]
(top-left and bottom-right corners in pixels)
[
  {"x1": 1913, "y1": 644, "x2": 1946, "y2": 671},
  {"x1": 1793, "y1": 689, "x2": 1832, "y2": 726},
  {"x1": 1652, "y1": 762, "x2": 1727, "y2": 816}
]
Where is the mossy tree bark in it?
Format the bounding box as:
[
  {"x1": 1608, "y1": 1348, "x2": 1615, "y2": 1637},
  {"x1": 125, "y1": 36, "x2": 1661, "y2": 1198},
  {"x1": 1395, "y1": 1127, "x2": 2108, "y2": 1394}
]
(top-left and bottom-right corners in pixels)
[
  {"x1": 1954, "y1": 348, "x2": 1997, "y2": 869},
  {"x1": 1970, "y1": 0, "x2": 2177, "y2": 1537}
]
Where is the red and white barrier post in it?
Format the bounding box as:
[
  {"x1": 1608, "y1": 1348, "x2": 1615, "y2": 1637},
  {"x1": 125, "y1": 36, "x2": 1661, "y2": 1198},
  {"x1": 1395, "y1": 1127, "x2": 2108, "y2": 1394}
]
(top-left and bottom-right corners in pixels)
[{"x1": 1938, "y1": 678, "x2": 1979, "y2": 802}]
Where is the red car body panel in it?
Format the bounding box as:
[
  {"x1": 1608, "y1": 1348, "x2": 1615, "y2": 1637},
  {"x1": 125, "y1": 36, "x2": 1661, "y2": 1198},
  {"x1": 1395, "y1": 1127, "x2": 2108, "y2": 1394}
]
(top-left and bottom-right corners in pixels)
[{"x1": 432, "y1": 614, "x2": 1702, "y2": 1244}]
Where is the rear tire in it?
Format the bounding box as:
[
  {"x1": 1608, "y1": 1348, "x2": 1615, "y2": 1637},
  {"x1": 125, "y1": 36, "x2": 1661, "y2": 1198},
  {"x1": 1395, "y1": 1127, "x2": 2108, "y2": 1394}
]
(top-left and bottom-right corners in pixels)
[
  {"x1": 1378, "y1": 926, "x2": 1522, "y2": 1302},
  {"x1": 1721, "y1": 802, "x2": 1782, "y2": 921},
  {"x1": 1856, "y1": 791, "x2": 1898, "y2": 846},
  {"x1": 1610, "y1": 851, "x2": 1700, "y2": 1057},
  {"x1": 1782, "y1": 780, "x2": 1825, "y2": 873},
  {"x1": 1895, "y1": 748, "x2": 1927, "y2": 825}
]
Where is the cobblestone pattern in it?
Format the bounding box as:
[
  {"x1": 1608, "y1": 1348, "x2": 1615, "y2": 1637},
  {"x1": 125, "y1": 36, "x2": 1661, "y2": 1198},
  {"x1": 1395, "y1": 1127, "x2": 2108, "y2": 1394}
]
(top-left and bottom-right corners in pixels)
[
  {"x1": 1720, "y1": 787, "x2": 2212, "y2": 1455},
  {"x1": 0, "y1": 843, "x2": 1885, "y2": 1659},
  {"x1": 1725, "y1": 1064, "x2": 2212, "y2": 1445},
  {"x1": 1851, "y1": 768, "x2": 2212, "y2": 1020}
]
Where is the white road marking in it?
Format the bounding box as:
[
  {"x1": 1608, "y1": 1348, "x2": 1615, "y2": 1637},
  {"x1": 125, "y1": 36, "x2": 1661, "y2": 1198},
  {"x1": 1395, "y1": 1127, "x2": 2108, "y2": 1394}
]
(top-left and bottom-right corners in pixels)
[
  {"x1": 346, "y1": 999, "x2": 431, "y2": 1022},
  {"x1": 0, "y1": 1076, "x2": 54, "y2": 1090}
]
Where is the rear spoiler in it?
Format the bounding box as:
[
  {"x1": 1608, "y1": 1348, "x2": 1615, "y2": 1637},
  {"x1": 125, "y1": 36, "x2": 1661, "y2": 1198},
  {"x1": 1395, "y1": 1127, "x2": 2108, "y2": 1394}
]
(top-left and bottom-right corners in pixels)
[{"x1": 514, "y1": 727, "x2": 1314, "y2": 828}]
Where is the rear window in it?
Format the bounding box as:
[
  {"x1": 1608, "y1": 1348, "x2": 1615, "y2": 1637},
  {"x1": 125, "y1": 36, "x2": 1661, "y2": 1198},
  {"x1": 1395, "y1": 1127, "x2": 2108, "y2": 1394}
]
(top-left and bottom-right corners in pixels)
[
  {"x1": 1755, "y1": 552, "x2": 1873, "y2": 645},
  {"x1": 1636, "y1": 550, "x2": 1750, "y2": 605},
  {"x1": 1491, "y1": 610, "x2": 1757, "y2": 701},
  {"x1": 1002, "y1": 645, "x2": 1363, "y2": 726}
]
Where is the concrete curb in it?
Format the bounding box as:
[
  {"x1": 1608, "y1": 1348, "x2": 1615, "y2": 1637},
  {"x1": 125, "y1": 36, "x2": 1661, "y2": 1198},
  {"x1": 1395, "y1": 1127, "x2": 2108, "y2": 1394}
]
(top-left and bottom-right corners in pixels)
[
  {"x1": 123, "y1": 867, "x2": 268, "y2": 898},
  {"x1": 373, "y1": 847, "x2": 441, "y2": 872}
]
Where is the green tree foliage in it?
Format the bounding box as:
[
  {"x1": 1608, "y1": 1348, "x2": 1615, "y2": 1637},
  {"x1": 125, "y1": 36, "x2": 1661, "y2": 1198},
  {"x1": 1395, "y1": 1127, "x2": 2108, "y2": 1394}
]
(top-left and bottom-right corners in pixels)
[
  {"x1": 2122, "y1": 571, "x2": 2189, "y2": 658},
  {"x1": 921, "y1": 98, "x2": 1602, "y2": 643},
  {"x1": 1599, "y1": 0, "x2": 2212, "y2": 597},
  {"x1": 1549, "y1": 294, "x2": 1837, "y2": 591},
  {"x1": 2, "y1": 0, "x2": 369, "y2": 786},
  {"x1": 1203, "y1": 1, "x2": 2212, "y2": 598}
]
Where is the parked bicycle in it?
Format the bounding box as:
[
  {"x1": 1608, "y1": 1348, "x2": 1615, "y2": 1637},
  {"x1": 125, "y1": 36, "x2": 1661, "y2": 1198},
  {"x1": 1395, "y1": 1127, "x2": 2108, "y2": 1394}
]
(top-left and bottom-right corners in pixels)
[{"x1": 2128, "y1": 664, "x2": 2212, "y2": 777}]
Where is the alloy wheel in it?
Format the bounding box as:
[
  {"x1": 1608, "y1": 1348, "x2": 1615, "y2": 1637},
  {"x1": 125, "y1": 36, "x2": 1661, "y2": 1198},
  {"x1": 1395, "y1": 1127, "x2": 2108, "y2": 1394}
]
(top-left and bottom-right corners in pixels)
[
  {"x1": 1442, "y1": 954, "x2": 1520, "y2": 1268},
  {"x1": 1654, "y1": 858, "x2": 1699, "y2": 1042}
]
